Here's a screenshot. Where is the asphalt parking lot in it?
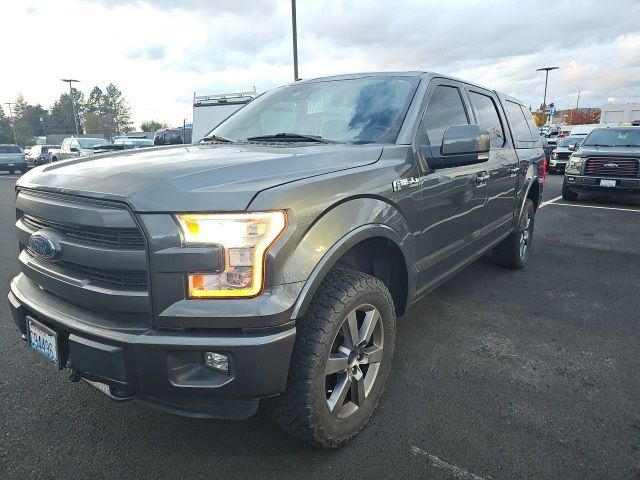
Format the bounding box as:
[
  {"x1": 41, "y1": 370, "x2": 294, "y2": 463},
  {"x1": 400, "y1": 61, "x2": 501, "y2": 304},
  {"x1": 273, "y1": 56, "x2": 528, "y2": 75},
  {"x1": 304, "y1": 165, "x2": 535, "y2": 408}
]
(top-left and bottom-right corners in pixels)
[{"x1": 0, "y1": 172, "x2": 639, "y2": 479}]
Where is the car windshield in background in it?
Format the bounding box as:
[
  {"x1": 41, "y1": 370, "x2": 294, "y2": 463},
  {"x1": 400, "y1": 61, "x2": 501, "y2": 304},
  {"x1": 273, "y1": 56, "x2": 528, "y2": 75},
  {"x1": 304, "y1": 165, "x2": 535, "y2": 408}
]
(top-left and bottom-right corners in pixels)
[
  {"x1": 582, "y1": 128, "x2": 640, "y2": 147},
  {"x1": 79, "y1": 139, "x2": 108, "y2": 148},
  {"x1": 208, "y1": 76, "x2": 420, "y2": 144},
  {"x1": 559, "y1": 136, "x2": 583, "y2": 147},
  {"x1": 0, "y1": 145, "x2": 22, "y2": 154}
]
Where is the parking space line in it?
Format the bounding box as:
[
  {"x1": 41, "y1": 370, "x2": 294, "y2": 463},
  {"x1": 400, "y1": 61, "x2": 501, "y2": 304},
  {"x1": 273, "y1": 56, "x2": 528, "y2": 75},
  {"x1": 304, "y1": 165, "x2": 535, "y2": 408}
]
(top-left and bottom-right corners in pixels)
[
  {"x1": 411, "y1": 446, "x2": 486, "y2": 480},
  {"x1": 548, "y1": 202, "x2": 640, "y2": 213},
  {"x1": 0, "y1": 176, "x2": 19, "y2": 180},
  {"x1": 539, "y1": 195, "x2": 562, "y2": 209}
]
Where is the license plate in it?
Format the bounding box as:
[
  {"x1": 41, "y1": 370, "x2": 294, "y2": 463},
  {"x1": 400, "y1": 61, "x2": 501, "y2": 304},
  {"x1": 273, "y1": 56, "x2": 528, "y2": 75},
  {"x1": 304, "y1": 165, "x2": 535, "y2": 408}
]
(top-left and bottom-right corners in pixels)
[
  {"x1": 600, "y1": 179, "x2": 616, "y2": 188},
  {"x1": 27, "y1": 317, "x2": 59, "y2": 366}
]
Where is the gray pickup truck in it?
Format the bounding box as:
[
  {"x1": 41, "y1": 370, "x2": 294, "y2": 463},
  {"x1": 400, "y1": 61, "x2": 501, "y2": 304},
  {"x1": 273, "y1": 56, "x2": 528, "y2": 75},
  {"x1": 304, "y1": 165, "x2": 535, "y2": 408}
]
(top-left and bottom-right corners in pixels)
[
  {"x1": 8, "y1": 72, "x2": 545, "y2": 448},
  {"x1": 563, "y1": 126, "x2": 640, "y2": 200}
]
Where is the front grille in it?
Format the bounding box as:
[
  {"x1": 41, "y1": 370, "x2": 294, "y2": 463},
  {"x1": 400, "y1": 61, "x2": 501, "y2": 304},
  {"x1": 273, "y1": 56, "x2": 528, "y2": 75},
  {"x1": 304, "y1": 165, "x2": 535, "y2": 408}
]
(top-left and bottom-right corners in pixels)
[
  {"x1": 22, "y1": 214, "x2": 145, "y2": 249},
  {"x1": 55, "y1": 258, "x2": 148, "y2": 290},
  {"x1": 584, "y1": 157, "x2": 639, "y2": 177}
]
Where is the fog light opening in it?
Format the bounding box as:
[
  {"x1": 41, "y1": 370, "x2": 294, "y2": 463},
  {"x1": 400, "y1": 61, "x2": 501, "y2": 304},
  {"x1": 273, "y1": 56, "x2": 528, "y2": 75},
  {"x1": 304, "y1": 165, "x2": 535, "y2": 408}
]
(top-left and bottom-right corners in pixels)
[{"x1": 204, "y1": 352, "x2": 230, "y2": 374}]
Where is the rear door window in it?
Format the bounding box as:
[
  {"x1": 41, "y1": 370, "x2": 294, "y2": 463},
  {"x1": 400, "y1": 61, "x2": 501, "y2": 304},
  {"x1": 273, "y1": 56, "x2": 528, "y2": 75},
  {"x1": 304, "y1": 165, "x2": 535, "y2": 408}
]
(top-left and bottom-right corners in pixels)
[
  {"x1": 505, "y1": 101, "x2": 534, "y2": 148},
  {"x1": 469, "y1": 91, "x2": 505, "y2": 148}
]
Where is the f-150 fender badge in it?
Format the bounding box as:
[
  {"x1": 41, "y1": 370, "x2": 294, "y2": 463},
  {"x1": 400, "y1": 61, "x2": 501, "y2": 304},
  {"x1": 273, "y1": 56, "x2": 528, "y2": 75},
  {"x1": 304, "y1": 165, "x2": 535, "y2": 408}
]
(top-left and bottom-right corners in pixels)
[{"x1": 392, "y1": 177, "x2": 421, "y2": 192}]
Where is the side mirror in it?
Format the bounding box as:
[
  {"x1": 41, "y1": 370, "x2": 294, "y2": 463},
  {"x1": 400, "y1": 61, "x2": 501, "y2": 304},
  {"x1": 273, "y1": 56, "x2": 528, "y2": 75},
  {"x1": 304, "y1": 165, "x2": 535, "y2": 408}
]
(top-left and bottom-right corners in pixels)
[
  {"x1": 568, "y1": 143, "x2": 578, "y2": 151},
  {"x1": 70, "y1": 146, "x2": 79, "y2": 153},
  {"x1": 441, "y1": 125, "x2": 490, "y2": 156},
  {"x1": 424, "y1": 125, "x2": 490, "y2": 170}
]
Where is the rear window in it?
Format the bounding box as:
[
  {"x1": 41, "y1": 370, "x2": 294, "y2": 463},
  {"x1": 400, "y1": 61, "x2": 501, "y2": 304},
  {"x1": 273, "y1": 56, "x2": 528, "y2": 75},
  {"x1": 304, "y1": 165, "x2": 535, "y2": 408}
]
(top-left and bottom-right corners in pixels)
[
  {"x1": 0, "y1": 145, "x2": 21, "y2": 154},
  {"x1": 505, "y1": 101, "x2": 536, "y2": 147}
]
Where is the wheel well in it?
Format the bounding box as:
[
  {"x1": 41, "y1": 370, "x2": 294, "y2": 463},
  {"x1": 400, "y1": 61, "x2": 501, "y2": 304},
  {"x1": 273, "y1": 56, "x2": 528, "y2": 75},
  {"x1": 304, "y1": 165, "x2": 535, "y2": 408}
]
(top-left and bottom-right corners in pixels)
[
  {"x1": 527, "y1": 180, "x2": 540, "y2": 209},
  {"x1": 334, "y1": 237, "x2": 408, "y2": 316}
]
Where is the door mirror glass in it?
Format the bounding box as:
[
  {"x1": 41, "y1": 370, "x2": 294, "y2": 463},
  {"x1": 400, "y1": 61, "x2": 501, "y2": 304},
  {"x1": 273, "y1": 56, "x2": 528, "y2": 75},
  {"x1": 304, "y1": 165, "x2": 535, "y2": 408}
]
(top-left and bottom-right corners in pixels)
[
  {"x1": 69, "y1": 146, "x2": 79, "y2": 153},
  {"x1": 441, "y1": 124, "x2": 490, "y2": 156}
]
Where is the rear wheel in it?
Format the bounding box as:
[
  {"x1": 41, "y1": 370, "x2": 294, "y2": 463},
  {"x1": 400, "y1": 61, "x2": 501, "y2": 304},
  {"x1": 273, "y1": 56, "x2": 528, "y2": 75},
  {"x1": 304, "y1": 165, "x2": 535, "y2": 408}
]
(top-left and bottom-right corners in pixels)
[
  {"x1": 493, "y1": 198, "x2": 535, "y2": 269},
  {"x1": 562, "y1": 183, "x2": 579, "y2": 201},
  {"x1": 268, "y1": 269, "x2": 396, "y2": 448}
]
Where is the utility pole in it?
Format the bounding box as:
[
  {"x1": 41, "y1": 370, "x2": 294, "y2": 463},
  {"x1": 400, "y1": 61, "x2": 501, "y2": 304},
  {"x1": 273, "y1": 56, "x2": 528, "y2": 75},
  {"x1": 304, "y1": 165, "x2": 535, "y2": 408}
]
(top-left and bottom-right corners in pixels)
[
  {"x1": 291, "y1": 0, "x2": 299, "y2": 81},
  {"x1": 3, "y1": 102, "x2": 19, "y2": 144},
  {"x1": 536, "y1": 67, "x2": 559, "y2": 124},
  {"x1": 61, "y1": 79, "x2": 80, "y2": 136},
  {"x1": 570, "y1": 90, "x2": 581, "y2": 124}
]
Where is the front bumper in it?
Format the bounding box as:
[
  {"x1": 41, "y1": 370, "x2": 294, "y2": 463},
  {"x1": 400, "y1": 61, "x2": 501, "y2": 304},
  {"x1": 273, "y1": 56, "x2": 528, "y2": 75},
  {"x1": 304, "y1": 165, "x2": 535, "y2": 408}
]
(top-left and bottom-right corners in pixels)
[
  {"x1": 8, "y1": 274, "x2": 296, "y2": 419},
  {"x1": 549, "y1": 158, "x2": 568, "y2": 169},
  {"x1": 564, "y1": 174, "x2": 640, "y2": 194}
]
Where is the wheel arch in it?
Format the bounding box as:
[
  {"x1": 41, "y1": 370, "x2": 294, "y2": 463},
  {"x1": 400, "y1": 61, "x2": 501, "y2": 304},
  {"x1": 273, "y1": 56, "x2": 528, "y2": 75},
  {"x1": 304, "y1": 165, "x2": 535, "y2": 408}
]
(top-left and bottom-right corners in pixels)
[
  {"x1": 283, "y1": 197, "x2": 417, "y2": 320},
  {"x1": 290, "y1": 224, "x2": 412, "y2": 320}
]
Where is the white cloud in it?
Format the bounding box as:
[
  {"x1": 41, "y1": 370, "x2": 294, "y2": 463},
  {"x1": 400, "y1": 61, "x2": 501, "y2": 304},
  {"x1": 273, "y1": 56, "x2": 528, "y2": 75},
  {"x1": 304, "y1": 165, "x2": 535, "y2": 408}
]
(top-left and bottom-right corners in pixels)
[{"x1": 2, "y1": 0, "x2": 639, "y2": 128}]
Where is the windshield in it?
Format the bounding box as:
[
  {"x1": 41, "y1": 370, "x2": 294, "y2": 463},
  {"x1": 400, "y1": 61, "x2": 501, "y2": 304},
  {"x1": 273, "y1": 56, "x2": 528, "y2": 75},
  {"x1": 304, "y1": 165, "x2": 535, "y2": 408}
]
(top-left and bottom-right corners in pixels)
[
  {"x1": 79, "y1": 138, "x2": 109, "y2": 148},
  {"x1": 559, "y1": 136, "x2": 584, "y2": 147},
  {"x1": 0, "y1": 145, "x2": 21, "y2": 154},
  {"x1": 582, "y1": 128, "x2": 640, "y2": 147},
  {"x1": 208, "y1": 76, "x2": 420, "y2": 144}
]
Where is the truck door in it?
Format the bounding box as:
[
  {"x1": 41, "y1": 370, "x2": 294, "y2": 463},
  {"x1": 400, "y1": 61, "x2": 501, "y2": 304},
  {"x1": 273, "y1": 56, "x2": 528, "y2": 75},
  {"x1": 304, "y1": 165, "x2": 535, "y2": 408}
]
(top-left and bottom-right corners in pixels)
[
  {"x1": 466, "y1": 88, "x2": 518, "y2": 239},
  {"x1": 413, "y1": 81, "x2": 489, "y2": 295}
]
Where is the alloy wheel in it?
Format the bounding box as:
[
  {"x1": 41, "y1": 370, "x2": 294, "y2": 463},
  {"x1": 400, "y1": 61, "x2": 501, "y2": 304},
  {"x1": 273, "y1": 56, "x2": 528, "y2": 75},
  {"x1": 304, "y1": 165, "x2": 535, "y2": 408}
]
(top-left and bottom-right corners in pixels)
[{"x1": 324, "y1": 304, "x2": 384, "y2": 419}]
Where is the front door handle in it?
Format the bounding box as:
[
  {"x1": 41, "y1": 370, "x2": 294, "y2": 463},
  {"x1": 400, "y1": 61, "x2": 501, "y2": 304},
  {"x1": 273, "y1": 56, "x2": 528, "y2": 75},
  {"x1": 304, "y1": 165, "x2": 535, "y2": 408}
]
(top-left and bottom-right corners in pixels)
[
  {"x1": 509, "y1": 167, "x2": 520, "y2": 175},
  {"x1": 475, "y1": 172, "x2": 490, "y2": 183}
]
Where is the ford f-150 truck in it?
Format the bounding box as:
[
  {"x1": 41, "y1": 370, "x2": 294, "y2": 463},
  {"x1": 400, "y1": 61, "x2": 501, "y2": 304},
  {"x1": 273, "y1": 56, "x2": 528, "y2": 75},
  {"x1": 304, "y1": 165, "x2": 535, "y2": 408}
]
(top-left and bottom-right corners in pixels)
[
  {"x1": 563, "y1": 126, "x2": 640, "y2": 200},
  {"x1": 8, "y1": 72, "x2": 545, "y2": 448}
]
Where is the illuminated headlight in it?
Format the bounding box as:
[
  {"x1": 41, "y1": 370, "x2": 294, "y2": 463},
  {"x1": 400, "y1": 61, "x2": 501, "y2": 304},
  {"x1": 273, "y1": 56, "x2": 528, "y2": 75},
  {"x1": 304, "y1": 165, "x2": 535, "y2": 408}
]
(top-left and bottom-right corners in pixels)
[
  {"x1": 552, "y1": 151, "x2": 558, "y2": 159},
  {"x1": 175, "y1": 211, "x2": 287, "y2": 298}
]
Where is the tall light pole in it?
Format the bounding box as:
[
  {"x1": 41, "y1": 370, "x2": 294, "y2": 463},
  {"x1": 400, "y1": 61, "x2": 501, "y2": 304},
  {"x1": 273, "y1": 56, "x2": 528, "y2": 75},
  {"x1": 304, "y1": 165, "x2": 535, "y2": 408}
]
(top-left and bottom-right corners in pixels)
[
  {"x1": 61, "y1": 78, "x2": 80, "y2": 135},
  {"x1": 3, "y1": 102, "x2": 19, "y2": 144},
  {"x1": 291, "y1": 0, "x2": 299, "y2": 81},
  {"x1": 536, "y1": 66, "x2": 559, "y2": 112}
]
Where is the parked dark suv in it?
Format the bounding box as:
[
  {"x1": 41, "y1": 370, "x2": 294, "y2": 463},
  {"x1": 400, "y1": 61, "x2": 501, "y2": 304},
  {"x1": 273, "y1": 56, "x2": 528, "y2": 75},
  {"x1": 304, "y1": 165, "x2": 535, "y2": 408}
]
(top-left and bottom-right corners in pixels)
[
  {"x1": 8, "y1": 72, "x2": 545, "y2": 448},
  {"x1": 563, "y1": 126, "x2": 640, "y2": 200}
]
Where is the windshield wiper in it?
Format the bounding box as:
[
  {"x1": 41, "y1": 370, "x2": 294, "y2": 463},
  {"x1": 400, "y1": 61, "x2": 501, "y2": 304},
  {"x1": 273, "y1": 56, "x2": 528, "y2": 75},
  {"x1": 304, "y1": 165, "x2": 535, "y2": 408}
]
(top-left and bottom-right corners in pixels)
[
  {"x1": 587, "y1": 144, "x2": 614, "y2": 148},
  {"x1": 199, "y1": 134, "x2": 235, "y2": 143},
  {"x1": 246, "y1": 133, "x2": 336, "y2": 144}
]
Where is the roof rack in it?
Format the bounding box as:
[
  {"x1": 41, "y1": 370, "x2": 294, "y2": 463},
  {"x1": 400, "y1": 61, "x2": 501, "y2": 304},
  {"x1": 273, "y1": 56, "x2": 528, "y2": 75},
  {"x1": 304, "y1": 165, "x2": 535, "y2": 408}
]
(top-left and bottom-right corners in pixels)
[{"x1": 193, "y1": 87, "x2": 257, "y2": 106}]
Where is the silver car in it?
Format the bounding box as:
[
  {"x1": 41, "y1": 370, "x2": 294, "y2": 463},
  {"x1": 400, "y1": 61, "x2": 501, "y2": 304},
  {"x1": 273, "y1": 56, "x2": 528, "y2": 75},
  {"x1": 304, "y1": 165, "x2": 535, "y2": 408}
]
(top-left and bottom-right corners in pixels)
[{"x1": 0, "y1": 144, "x2": 28, "y2": 174}]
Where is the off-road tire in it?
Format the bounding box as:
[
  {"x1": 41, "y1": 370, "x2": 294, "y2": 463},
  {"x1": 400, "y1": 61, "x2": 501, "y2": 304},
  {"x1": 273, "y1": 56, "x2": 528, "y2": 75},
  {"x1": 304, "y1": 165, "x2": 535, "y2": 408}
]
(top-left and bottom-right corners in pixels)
[
  {"x1": 562, "y1": 183, "x2": 578, "y2": 201},
  {"x1": 267, "y1": 269, "x2": 396, "y2": 448},
  {"x1": 493, "y1": 198, "x2": 535, "y2": 269}
]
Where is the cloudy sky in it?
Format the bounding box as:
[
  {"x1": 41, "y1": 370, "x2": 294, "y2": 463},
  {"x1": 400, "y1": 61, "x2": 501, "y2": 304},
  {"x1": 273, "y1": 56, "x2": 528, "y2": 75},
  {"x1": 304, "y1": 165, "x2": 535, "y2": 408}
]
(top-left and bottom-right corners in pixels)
[{"x1": 2, "y1": 0, "x2": 639, "y2": 128}]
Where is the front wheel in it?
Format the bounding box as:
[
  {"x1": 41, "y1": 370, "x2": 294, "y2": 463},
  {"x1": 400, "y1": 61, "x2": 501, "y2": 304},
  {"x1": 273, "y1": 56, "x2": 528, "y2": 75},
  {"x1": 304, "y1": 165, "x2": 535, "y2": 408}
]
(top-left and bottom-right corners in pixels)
[
  {"x1": 268, "y1": 269, "x2": 396, "y2": 448},
  {"x1": 493, "y1": 198, "x2": 535, "y2": 269}
]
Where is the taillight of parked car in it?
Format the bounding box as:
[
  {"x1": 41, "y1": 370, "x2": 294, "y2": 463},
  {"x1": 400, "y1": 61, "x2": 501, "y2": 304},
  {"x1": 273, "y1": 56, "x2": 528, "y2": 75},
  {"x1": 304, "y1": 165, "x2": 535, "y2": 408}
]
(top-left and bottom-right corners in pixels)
[{"x1": 541, "y1": 157, "x2": 548, "y2": 183}]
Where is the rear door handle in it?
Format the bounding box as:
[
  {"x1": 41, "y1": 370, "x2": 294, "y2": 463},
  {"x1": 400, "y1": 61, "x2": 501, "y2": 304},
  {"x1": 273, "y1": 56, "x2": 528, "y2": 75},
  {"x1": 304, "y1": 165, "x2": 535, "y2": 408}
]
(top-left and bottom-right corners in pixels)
[{"x1": 475, "y1": 173, "x2": 490, "y2": 183}]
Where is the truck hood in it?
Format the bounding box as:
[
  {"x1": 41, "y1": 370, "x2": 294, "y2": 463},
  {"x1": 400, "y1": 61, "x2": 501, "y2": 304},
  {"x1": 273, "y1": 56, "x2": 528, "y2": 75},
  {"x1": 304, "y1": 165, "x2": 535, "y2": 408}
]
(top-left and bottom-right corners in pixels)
[
  {"x1": 17, "y1": 143, "x2": 383, "y2": 212},
  {"x1": 577, "y1": 145, "x2": 640, "y2": 156}
]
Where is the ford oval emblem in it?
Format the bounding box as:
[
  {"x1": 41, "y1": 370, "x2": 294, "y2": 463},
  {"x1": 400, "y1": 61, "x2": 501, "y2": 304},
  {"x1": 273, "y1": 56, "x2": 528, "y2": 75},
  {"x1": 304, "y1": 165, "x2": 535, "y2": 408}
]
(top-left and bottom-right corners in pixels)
[
  {"x1": 603, "y1": 163, "x2": 618, "y2": 168},
  {"x1": 28, "y1": 230, "x2": 61, "y2": 260}
]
